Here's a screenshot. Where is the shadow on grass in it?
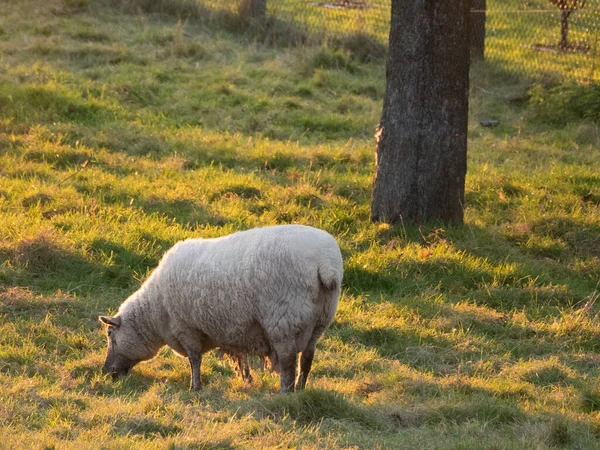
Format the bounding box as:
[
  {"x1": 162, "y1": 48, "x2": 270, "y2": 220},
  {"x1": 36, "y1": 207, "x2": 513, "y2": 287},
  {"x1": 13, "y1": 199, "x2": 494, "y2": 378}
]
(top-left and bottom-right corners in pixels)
[
  {"x1": 336, "y1": 216, "x2": 600, "y2": 374},
  {"x1": 373, "y1": 221, "x2": 595, "y2": 301},
  {"x1": 29, "y1": 41, "x2": 146, "y2": 69},
  {"x1": 0, "y1": 80, "x2": 114, "y2": 126},
  {"x1": 257, "y1": 389, "x2": 382, "y2": 429},
  {"x1": 0, "y1": 229, "x2": 103, "y2": 288},
  {"x1": 73, "y1": 120, "x2": 360, "y2": 171},
  {"x1": 333, "y1": 291, "x2": 600, "y2": 373},
  {"x1": 529, "y1": 216, "x2": 600, "y2": 259},
  {"x1": 331, "y1": 319, "x2": 465, "y2": 377},
  {"x1": 87, "y1": 238, "x2": 161, "y2": 288},
  {"x1": 255, "y1": 387, "x2": 532, "y2": 432},
  {"x1": 250, "y1": 386, "x2": 590, "y2": 446},
  {"x1": 111, "y1": 415, "x2": 182, "y2": 438},
  {"x1": 73, "y1": 183, "x2": 229, "y2": 229},
  {"x1": 0, "y1": 229, "x2": 168, "y2": 294},
  {"x1": 102, "y1": 0, "x2": 312, "y2": 48},
  {"x1": 254, "y1": 386, "x2": 595, "y2": 447},
  {"x1": 0, "y1": 286, "x2": 82, "y2": 318}
]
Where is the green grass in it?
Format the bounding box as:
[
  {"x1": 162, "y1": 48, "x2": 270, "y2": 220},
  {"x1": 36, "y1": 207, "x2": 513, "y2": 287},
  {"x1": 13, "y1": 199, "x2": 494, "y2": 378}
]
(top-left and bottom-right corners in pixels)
[{"x1": 1, "y1": 0, "x2": 600, "y2": 448}]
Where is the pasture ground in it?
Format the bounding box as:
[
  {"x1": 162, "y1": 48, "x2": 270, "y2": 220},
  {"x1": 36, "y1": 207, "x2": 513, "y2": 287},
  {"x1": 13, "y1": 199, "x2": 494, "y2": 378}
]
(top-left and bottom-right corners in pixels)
[{"x1": 1, "y1": 1, "x2": 600, "y2": 448}]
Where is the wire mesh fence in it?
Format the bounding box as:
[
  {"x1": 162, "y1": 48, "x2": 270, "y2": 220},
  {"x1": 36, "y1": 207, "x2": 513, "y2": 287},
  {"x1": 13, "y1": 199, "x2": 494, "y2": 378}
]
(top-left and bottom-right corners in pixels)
[
  {"x1": 195, "y1": 0, "x2": 600, "y2": 84},
  {"x1": 477, "y1": 1, "x2": 600, "y2": 84}
]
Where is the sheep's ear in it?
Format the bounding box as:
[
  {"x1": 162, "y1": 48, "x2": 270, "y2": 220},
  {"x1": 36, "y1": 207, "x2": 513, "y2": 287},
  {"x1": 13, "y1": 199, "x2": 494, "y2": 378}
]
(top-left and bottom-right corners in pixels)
[{"x1": 99, "y1": 316, "x2": 121, "y2": 328}]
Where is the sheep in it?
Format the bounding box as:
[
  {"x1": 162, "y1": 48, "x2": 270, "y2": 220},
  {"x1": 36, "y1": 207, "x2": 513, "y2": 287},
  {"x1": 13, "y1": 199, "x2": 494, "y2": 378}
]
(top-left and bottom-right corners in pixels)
[
  {"x1": 99, "y1": 224, "x2": 343, "y2": 393},
  {"x1": 214, "y1": 349, "x2": 254, "y2": 383},
  {"x1": 214, "y1": 349, "x2": 274, "y2": 383}
]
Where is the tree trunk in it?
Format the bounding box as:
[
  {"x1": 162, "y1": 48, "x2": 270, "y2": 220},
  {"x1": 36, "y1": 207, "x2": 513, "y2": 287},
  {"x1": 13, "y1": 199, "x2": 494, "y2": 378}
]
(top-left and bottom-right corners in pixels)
[
  {"x1": 371, "y1": 0, "x2": 471, "y2": 225},
  {"x1": 471, "y1": 0, "x2": 486, "y2": 59},
  {"x1": 559, "y1": 9, "x2": 571, "y2": 50},
  {"x1": 239, "y1": 0, "x2": 267, "y2": 24}
]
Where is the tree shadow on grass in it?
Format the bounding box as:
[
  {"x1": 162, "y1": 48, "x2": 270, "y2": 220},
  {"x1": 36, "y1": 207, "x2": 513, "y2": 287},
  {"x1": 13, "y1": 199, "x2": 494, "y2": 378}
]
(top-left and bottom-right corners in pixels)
[
  {"x1": 337, "y1": 285, "x2": 600, "y2": 362},
  {"x1": 463, "y1": 220, "x2": 600, "y2": 293},
  {"x1": 373, "y1": 220, "x2": 597, "y2": 299}
]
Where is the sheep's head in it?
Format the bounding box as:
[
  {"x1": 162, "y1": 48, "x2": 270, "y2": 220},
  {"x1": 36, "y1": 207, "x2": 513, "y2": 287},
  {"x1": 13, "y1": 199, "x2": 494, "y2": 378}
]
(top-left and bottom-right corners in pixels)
[{"x1": 99, "y1": 315, "x2": 152, "y2": 377}]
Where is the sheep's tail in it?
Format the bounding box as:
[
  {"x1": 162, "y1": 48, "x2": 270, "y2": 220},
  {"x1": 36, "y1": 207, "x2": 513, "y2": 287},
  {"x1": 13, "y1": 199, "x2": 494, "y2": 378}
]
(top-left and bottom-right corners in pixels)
[{"x1": 317, "y1": 252, "x2": 343, "y2": 291}]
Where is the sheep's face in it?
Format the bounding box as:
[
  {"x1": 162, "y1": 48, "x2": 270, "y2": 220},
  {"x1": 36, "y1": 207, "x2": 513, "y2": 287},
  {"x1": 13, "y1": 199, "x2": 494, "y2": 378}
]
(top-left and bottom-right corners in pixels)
[{"x1": 99, "y1": 315, "x2": 151, "y2": 377}]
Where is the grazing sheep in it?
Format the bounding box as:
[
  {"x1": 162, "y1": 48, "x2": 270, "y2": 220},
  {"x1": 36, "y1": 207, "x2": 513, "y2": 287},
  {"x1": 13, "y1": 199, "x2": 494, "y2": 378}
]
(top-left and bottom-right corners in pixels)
[{"x1": 99, "y1": 224, "x2": 343, "y2": 393}]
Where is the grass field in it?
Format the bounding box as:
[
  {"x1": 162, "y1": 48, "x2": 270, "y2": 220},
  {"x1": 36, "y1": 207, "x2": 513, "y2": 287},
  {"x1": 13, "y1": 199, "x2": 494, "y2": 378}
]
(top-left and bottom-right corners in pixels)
[{"x1": 1, "y1": 0, "x2": 600, "y2": 448}]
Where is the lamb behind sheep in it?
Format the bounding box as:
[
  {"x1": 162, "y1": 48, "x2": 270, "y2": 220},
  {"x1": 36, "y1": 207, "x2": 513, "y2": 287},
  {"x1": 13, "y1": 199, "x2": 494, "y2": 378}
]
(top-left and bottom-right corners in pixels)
[
  {"x1": 215, "y1": 349, "x2": 255, "y2": 383},
  {"x1": 99, "y1": 225, "x2": 343, "y2": 392},
  {"x1": 214, "y1": 349, "x2": 272, "y2": 383}
]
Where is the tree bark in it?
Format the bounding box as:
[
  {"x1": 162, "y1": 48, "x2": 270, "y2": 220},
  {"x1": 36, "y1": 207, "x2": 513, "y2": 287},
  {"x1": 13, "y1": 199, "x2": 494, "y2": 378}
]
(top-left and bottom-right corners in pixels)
[
  {"x1": 559, "y1": 9, "x2": 571, "y2": 50},
  {"x1": 239, "y1": 0, "x2": 267, "y2": 24},
  {"x1": 471, "y1": 0, "x2": 486, "y2": 59},
  {"x1": 371, "y1": 0, "x2": 471, "y2": 225}
]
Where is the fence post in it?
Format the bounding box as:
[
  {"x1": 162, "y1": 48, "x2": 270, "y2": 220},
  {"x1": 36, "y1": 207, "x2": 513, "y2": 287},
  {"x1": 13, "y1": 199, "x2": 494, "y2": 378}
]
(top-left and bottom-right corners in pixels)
[
  {"x1": 471, "y1": 0, "x2": 486, "y2": 60},
  {"x1": 590, "y1": 21, "x2": 598, "y2": 83}
]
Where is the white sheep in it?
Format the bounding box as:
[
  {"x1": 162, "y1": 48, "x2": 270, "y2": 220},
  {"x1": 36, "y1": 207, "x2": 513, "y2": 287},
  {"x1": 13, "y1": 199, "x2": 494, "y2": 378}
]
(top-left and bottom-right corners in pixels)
[{"x1": 99, "y1": 224, "x2": 343, "y2": 392}]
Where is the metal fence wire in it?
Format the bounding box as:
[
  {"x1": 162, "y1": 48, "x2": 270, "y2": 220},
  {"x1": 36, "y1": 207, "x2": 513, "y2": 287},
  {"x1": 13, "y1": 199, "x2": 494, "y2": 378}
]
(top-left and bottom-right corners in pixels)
[
  {"x1": 473, "y1": 1, "x2": 600, "y2": 83},
  {"x1": 197, "y1": 0, "x2": 600, "y2": 84}
]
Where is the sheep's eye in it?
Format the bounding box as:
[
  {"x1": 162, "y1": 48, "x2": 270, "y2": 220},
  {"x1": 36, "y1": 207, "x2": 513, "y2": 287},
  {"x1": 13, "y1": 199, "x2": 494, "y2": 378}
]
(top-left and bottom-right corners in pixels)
[{"x1": 107, "y1": 328, "x2": 113, "y2": 336}]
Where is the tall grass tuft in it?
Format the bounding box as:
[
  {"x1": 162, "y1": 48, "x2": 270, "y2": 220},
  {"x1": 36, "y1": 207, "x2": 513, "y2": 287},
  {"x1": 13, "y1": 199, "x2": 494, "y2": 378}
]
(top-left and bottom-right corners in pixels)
[
  {"x1": 258, "y1": 390, "x2": 383, "y2": 429},
  {"x1": 172, "y1": 18, "x2": 184, "y2": 57}
]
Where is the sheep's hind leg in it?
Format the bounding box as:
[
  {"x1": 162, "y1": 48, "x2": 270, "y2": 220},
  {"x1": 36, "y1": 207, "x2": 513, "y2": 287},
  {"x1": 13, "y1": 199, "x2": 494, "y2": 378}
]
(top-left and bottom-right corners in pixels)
[
  {"x1": 236, "y1": 355, "x2": 253, "y2": 384},
  {"x1": 296, "y1": 341, "x2": 316, "y2": 391}
]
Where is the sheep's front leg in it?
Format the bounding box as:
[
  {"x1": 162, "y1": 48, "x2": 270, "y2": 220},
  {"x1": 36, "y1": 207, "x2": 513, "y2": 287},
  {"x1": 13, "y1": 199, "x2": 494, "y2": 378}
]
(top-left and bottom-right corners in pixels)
[
  {"x1": 188, "y1": 353, "x2": 202, "y2": 391},
  {"x1": 275, "y1": 343, "x2": 297, "y2": 393}
]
